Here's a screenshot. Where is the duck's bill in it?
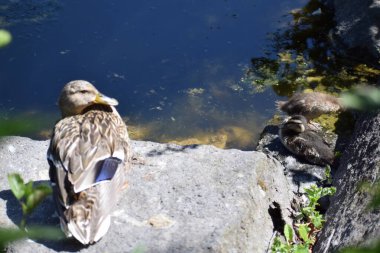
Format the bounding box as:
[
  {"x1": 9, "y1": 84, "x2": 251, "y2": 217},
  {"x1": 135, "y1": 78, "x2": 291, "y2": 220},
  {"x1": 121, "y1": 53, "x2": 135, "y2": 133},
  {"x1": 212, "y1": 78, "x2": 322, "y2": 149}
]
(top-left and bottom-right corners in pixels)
[{"x1": 94, "y1": 93, "x2": 119, "y2": 106}]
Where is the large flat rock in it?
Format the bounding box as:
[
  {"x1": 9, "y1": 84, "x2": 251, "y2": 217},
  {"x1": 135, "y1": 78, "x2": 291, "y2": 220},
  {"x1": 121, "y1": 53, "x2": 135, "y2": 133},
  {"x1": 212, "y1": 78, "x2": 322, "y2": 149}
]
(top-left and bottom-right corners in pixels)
[{"x1": 0, "y1": 136, "x2": 292, "y2": 253}]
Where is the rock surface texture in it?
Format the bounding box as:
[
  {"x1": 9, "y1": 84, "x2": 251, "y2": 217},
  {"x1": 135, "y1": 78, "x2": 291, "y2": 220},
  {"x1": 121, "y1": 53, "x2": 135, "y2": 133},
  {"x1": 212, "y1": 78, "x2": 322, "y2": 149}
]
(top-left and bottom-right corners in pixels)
[
  {"x1": 0, "y1": 136, "x2": 293, "y2": 253},
  {"x1": 331, "y1": 0, "x2": 380, "y2": 64},
  {"x1": 314, "y1": 111, "x2": 380, "y2": 252}
]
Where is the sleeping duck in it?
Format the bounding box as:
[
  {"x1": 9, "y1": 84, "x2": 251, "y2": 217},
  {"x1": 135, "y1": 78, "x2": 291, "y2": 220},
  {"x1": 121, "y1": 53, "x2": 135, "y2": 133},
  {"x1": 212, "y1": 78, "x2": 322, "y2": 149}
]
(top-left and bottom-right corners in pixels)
[
  {"x1": 47, "y1": 80, "x2": 132, "y2": 245},
  {"x1": 276, "y1": 91, "x2": 342, "y2": 121},
  {"x1": 279, "y1": 115, "x2": 334, "y2": 166}
]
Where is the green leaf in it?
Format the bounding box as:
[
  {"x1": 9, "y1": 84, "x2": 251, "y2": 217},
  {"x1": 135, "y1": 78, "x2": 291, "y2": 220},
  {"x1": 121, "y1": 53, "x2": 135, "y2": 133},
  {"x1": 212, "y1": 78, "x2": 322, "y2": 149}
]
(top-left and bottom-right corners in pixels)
[
  {"x1": 0, "y1": 226, "x2": 64, "y2": 249},
  {"x1": 26, "y1": 226, "x2": 65, "y2": 240},
  {"x1": 321, "y1": 187, "x2": 336, "y2": 197},
  {"x1": 24, "y1": 181, "x2": 34, "y2": 197},
  {"x1": 294, "y1": 244, "x2": 309, "y2": 253},
  {"x1": 301, "y1": 206, "x2": 314, "y2": 216},
  {"x1": 298, "y1": 224, "x2": 310, "y2": 243},
  {"x1": 284, "y1": 224, "x2": 293, "y2": 244},
  {"x1": 0, "y1": 227, "x2": 27, "y2": 249},
  {"x1": 310, "y1": 212, "x2": 324, "y2": 229},
  {"x1": 7, "y1": 173, "x2": 25, "y2": 200},
  {"x1": 25, "y1": 184, "x2": 52, "y2": 214},
  {"x1": 272, "y1": 237, "x2": 290, "y2": 253},
  {"x1": 0, "y1": 29, "x2": 12, "y2": 48}
]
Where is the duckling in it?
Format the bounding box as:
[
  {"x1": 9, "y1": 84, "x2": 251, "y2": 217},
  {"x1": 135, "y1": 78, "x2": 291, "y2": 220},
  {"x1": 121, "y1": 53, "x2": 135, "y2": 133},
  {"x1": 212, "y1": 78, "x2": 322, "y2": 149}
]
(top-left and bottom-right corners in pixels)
[
  {"x1": 47, "y1": 80, "x2": 132, "y2": 245},
  {"x1": 276, "y1": 92, "x2": 343, "y2": 121},
  {"x1": 279, "y1": 115, "x2": 334, "y2": 166}
]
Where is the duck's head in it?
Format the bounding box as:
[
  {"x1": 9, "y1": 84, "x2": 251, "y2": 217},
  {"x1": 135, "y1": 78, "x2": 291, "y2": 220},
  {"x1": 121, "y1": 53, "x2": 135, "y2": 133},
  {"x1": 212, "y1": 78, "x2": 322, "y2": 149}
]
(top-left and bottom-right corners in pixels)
[
  {"x1": 58, "y1": 80, "x2": 118, "y2": 117},
  {"x1": 281, "y1": 115, "x2": 307, "y2": 134}
]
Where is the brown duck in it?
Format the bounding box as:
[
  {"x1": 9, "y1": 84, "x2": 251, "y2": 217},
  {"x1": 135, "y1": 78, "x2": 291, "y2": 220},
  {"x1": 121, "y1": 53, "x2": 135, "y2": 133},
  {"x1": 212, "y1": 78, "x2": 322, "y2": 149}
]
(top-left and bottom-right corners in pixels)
[
  {"x1": 279, "y1": 115, "x2": 334, "y2": 166},
  {"x1": 276, "y1": 91, "x2": 343, "y2": 121},
  {"x1": 48, "y1": 80, "x2": 132, "y2": 244}
]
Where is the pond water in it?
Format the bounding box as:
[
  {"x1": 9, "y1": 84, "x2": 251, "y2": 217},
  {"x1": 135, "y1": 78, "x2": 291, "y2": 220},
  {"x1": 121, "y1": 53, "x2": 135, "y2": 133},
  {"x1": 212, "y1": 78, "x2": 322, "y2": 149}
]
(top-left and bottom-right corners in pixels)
[{"x1": 0, "y1": 0, "x2": 307, "y2": 150}]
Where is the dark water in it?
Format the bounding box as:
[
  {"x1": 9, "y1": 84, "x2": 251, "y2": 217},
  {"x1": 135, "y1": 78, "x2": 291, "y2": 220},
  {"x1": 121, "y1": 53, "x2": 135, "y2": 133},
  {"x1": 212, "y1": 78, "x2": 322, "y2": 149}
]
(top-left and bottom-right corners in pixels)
[{"x1": 0, "y1": 0, "x2": 307, "y2": 149}]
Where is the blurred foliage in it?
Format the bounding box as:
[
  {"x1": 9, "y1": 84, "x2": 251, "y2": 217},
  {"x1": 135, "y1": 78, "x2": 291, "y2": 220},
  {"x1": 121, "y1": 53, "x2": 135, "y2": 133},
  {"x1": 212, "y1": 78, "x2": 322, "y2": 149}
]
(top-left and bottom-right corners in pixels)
[
  {"x1": 244, "y1": 0, "x2": 380, "y2": 97},
  {"x1": 1, "y1": 174, "x2": 62, "y2": 251},
  {"x1": 0, "y1": 29, "x2": 11, "y2": 47},
  {"x1": 0, "y1": 226, "x2": 64, "y2": 251},
  {"x1": 341, "y1": 86, "x2": 380, "y2": 111},
  {"x1": 7, "y1": 173, "x2": 52, "y2": 229}
]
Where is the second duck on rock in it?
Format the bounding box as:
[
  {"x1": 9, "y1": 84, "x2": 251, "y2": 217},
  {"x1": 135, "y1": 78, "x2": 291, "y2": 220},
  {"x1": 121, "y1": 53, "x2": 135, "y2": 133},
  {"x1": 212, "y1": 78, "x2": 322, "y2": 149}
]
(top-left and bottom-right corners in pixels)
[
  {"x1": 276, "y1": 91, "x2": 343, "y2": 121},
  {"x1": 279, "y1": 115, "x2": 334, "y2": 166}
]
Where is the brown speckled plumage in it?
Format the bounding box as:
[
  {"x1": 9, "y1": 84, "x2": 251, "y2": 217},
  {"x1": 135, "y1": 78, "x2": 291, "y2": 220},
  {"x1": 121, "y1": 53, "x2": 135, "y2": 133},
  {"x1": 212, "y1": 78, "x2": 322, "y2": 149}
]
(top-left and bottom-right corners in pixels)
[
  {"x1": 48, "y1": 80, "x2": 131, "y2": 244},
  {"x1": 279, "y1": 115, "x2": 334, "y2": 166},
  {"x1": 276, "y1": 92, "x2": 342, "y2": 120}
]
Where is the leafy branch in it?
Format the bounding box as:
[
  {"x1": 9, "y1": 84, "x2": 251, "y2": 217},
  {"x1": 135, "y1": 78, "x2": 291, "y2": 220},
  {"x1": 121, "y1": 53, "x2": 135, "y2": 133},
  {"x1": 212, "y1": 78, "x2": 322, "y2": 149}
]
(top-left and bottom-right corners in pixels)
[
  {"x1": 272, "y1": 184, "x2": 336, "y2": 253},
  {"x1": 1, "y1": 173, "x2": 63, "y2": 251},
  {"x1": 7, "y1": 173, "x2": 52, "y2": 229}
]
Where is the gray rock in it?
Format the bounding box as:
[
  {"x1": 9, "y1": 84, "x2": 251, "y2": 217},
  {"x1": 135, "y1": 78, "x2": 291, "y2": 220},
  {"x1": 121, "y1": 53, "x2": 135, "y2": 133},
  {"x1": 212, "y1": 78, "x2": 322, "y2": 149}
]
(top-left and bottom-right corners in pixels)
[
  {"x1": 0, "y1": 136, "x2": 293, "y2": 253},
  {"x1": 314, "y1": 111, "x2": 380, "y2": 252},
  {"x1": 331, "y1": 0, "x2": 380, "y2": 65}
]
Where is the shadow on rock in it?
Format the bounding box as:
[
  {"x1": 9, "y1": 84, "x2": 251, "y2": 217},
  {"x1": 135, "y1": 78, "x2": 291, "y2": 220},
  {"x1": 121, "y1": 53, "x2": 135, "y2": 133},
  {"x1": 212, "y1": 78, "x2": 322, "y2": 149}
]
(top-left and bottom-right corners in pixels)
[
  {"x1": 0, "y1": 180, "x2": 86, "y2": 252},
  {"x1": 147, "y1": 143, "x2": 200, "y2": 157}
]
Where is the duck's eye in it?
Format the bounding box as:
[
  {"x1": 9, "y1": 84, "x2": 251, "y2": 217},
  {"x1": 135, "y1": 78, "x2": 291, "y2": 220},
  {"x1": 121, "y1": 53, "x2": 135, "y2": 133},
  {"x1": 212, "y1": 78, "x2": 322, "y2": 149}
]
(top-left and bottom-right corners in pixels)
[{"x1": 79, "y1": 90, "x2": 89, "y2": 94}]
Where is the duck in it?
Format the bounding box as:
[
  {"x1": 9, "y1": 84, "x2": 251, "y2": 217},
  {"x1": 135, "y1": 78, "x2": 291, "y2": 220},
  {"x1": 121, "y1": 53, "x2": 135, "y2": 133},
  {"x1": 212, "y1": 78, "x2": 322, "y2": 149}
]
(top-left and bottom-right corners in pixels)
[
  {"x1": 47, "y1": 80, "x2": 132, "y2": 245},
  {"x1": 276, "y1": 91, "x2": 343, "y2": 121},
  {"x1": 279, "y1": 115, "x2": 334, "y2": 166}
]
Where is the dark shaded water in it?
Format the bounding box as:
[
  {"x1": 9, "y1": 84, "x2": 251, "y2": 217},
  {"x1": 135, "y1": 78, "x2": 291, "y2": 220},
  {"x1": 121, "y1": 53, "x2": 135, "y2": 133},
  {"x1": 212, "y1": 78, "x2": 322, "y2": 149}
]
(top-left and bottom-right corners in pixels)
[{"x1": 0, "y1": 0, "x2": 307, "y2": 149}]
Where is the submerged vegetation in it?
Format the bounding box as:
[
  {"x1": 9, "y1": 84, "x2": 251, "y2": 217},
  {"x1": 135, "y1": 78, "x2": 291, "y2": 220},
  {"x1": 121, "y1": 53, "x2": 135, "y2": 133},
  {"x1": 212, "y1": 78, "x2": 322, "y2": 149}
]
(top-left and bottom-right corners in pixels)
[{"x1": 244, "y1": 0, "x2": 380, "y2": 97}]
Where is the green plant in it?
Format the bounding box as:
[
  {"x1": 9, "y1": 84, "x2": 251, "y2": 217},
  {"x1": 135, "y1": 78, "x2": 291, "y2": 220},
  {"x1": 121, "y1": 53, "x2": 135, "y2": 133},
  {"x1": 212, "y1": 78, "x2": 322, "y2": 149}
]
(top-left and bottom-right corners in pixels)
[
  {"x1": 1, "y1": 173, "x2": 63, "y2": 251},
  {"x1": 7, "y1": 173, "x2": 52, "y2": 229},
  {"x1": 271, "y1": 184, "x2": 336, "y2": 253},
  {"x1": 324, "y1": 165, "x2": 333, "y2": 185}
]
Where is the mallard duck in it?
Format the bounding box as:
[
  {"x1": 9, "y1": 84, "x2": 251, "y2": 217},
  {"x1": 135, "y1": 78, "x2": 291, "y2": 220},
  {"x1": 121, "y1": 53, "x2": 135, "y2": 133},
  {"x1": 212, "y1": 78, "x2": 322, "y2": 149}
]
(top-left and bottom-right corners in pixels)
[
  {"x1": 279, "y1": 115, "x2": 334, "y2": 166},
  {"x1": 47, "y1": 80, "x2": 131, "y2": 245},
  {"x1": 276, "y1": 92, "x2": 342, "y2": 121}
]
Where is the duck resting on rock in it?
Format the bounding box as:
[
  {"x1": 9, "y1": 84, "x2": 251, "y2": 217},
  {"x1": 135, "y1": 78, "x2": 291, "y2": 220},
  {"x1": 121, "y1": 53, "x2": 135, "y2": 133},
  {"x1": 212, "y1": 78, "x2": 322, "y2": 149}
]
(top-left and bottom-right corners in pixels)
[
  {"x1": 279, "y1": 115, "x2": 334, "y2": 166},
  {"x1": 47, "y1": 80, "x2": 132, "y2": 245},
  {"x1": 276, "y1": 91, "x2": 343, "y2": 121}
]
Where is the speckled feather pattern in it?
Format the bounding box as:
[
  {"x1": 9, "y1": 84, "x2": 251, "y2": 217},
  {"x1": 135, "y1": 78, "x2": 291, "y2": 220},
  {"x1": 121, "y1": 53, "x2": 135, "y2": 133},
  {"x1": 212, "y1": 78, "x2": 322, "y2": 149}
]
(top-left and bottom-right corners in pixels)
[
  {"x1": 48, "y1": 106, "x2": 131, "y2": 244},
  {"x1": 279, "y1": 116, "x2": 334, "y2": 166},
  {"x1": 277, "y1": 92, "x2": 342, "y2": 120}
]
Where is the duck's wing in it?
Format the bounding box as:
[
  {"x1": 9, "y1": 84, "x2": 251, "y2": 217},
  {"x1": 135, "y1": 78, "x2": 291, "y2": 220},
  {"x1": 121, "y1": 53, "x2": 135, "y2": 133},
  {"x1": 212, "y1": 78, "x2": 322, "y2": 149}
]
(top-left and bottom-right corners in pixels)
[
  {"x1": 48, "y1": 111, "x2": 130, "y2": 195},
  {"x1": 285, "y1": 132, "x2": 333, "y2": 166}
]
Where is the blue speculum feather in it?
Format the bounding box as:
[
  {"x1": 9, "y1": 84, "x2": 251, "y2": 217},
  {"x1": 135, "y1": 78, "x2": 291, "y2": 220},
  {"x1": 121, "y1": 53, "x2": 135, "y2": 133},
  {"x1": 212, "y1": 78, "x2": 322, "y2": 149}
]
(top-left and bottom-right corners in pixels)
[{"x1": 95, "y1": 157, "x2": 122, "y2": 183}]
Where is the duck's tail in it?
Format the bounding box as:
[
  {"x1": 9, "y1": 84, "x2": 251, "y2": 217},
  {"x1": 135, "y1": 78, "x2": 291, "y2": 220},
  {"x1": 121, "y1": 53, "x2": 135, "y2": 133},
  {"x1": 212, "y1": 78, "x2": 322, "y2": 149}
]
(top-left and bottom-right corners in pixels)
[
  {"x1": 64, "y1": 187, "x2": 111, "y2": 245},
  {"x1": 275, "y1": 100, "x2": 286, "y2": 111}
]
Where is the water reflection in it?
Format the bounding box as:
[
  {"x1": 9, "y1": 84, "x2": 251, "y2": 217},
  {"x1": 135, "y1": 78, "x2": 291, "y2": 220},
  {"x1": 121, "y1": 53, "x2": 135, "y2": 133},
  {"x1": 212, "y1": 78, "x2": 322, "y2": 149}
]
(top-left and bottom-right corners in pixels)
[
  {"x1": 0, "y1": 0, "x2": 308, "y2": 149},
  {"x1": 246, "y1": 0, "x2": 380, "y2": 97}
]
